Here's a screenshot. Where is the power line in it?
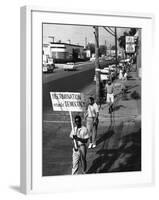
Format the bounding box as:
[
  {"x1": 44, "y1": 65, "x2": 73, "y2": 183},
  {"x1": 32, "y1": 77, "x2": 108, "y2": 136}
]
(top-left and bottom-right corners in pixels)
[
  {"x1": 103, "y1": 27, "x2": 115, "y2": 37},
  {"x1": 108, "y1": 27, "x2": 115, "y2": 34}
]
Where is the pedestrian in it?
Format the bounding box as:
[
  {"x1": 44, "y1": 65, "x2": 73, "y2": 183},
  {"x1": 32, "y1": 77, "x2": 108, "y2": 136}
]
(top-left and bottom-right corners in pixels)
[
  {"x1": 123, "y1": 71, "x2": 128, "y2": 81},
  {"x1": 85, "y1": 97, "x2": 99, "y2": 149},
  {"x1": 70, "y1": 115, "x2": 89, "y2": 175},
  {"x1": 119, "y1": 68, "x2": 123, "y2": 80},
  {"x1": 105, "y1": 80, "x2": 114, "y2": 113}
]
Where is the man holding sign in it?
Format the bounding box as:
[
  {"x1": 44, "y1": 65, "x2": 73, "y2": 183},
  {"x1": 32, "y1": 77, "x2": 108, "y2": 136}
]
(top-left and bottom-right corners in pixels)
[
  {"x1": 50, "y1": 92, "x2": 88, "y2": 174},
  {"x1": 70, "y1": 115, "x2": 89, "y2": 175}
]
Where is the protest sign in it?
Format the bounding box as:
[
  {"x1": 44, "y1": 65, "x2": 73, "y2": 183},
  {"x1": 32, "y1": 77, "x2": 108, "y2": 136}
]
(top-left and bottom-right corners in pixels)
[{"x1": 50, "y1": 92, "x2": 85, "y2": 112}]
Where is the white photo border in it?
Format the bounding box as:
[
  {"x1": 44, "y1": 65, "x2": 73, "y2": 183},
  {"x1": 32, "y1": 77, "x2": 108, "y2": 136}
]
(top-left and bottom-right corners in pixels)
[{"x1": 20, "y1": 6, "x2": 155, "y2": 194}]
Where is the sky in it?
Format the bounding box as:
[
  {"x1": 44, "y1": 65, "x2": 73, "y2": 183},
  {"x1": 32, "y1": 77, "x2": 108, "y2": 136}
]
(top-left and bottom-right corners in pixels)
[{"x1": 43, "y1": 23, "x2": 130, "y2": 48}]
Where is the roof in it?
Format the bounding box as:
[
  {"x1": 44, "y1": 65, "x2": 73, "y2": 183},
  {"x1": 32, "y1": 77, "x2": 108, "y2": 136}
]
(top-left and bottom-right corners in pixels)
[{"x1": 49, "y1": 42, "x2": 84, "y2": 48}]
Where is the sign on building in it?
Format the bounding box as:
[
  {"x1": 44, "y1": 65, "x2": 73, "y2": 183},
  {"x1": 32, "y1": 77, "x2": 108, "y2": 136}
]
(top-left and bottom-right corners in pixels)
[
  {"x1": 50, "y1": 92, "x2": 85, "y2": 112},
  {"x1": 125, "y1": 36, "x2": 135, "y2": 53},
  {"x1": 125, "y1": 44, "x2": 135, "y2": 53},
  {"x1": 126, "y1": 36, "x2": 135, "y2": 43}
]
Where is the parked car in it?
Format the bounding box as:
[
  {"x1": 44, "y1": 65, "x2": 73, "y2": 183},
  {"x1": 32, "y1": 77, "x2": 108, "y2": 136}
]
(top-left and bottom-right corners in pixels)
[
  {"x1": 63, "y1": 62, "x2": 77, "y2": 71},
  {"x1": 90, "y1": 57, "x2": 96, "y2": 62},
  {"x1": 109, "y1": 64, "x2": 119, "y2": 79},
  {"x1": 94, "y1": 68, "x2": 111, "y2": 82},
  {"x1": 43, "y1": 57, "x2": 55, "y2": 73},
  {"x1": 100, "y1": 67, "x2": 110, "y2": 73}
]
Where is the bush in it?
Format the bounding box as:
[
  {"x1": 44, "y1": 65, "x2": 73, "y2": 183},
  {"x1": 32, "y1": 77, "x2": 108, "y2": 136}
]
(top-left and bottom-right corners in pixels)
[{"x1": 130, "y1": 91, "x2": 140, "y2": 99}]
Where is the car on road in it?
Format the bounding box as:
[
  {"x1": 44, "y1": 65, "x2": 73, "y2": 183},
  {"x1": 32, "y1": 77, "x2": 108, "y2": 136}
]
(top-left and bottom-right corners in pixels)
[
  {"x1": 63, "y1": 62, "x2": 77, "y2": 71},
  {"x1": 43, "y1": 57, "x2": 55, "y2": 73}
]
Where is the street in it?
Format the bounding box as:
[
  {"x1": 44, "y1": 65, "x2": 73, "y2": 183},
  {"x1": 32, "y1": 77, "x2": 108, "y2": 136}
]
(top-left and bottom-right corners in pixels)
[
  {"x1": 43, "y1": 61, "x2": 96, "y2": 113},
  {"x1": 42, "y1": 61, "x2": 141, "y2": 176}
]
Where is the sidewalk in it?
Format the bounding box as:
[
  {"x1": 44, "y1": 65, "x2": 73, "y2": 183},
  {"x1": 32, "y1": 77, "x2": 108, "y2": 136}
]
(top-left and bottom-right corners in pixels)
[
  {"x1": 86, "y1": 71, "x2": 141, "y2": 173},
  {"x1": 98, "y1": 71, "x2": 141, "y2": 125}
]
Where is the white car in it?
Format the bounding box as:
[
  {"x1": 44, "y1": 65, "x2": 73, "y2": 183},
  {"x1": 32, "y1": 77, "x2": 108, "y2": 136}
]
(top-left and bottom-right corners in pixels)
[
  {"x1": 90, "y1": 57, "x2": 96, "y2": 62},
  {"x1": 63, "y1": 62, "x2": 77, "y2": 71},
  {"x1": 100, "y1": 67, "x2": 109, "y2": 73},
  {"x1": 94, "y1": 68, "x2": 110, "y2": 81}
]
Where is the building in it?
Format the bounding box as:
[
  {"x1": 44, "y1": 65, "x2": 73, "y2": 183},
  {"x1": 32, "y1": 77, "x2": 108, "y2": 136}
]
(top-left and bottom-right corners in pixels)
[{"x1": 43, "y1": 42, "x2": 85, "y2": 63}]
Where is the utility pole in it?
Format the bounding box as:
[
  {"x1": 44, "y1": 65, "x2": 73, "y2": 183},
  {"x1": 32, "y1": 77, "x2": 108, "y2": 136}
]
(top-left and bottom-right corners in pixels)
[
  {"x1": 114, "y1": 27, "x2": 118, "y2": 67},
  {"x1": 110, "y1": 44, "x2": 111, "y2": 56},
  {"x1": 105, "y1": 40, "x2": 107, "y2": 56},
  {"x1": 103, "y1": 26, "x2": 118, "y2": 65},
  {"x1": 85, "y1": 37, "x2": 87, "y2": 48},
  {"x1": 93, "y1": 26, "x2": 100, "y2": 104}
]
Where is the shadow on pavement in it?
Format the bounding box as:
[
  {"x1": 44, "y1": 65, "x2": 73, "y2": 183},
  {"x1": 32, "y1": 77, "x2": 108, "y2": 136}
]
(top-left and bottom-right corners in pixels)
[
  {"x1": 96, "y1": 128, "x2": 115, "y2": 147},
  {"x1": 87, "y1": 127, "x2": 141, "y2": 174},
  {"x1": 126, "y1": 84, "x2": 139, "y2": 91},
  {"x1": 113, "y1": 105, "x2": 126, "y2": 112}
]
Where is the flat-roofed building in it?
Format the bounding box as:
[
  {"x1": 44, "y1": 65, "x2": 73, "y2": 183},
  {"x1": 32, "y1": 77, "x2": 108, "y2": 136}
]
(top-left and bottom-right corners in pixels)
[{"x1": 43, "y1": 42, "x2": 85, "y2": 63}]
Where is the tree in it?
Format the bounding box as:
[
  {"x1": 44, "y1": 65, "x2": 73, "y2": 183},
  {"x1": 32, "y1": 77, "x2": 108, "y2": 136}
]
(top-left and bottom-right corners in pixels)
[
  {"x1": 118, "y1": 31, "x2": 129, "y2": 50},
  {"x1": 118, "y1": 28, "x2": 137, "y2": 50},
  {"x1": 72, "y1": 48, "x2": 79, "y2": 62},
  {"x1": 129, "y1": 28, "x2": 137, "y2": 36},
  {"x1": 86, "y1": 43, "x2": 95, "y2": 54},
  {"x1": 99, "y1": 45, "x2": 107, "y2": 56},
  {"x1": 111, "y1": 45, "x2": 116, "y2": 50}
]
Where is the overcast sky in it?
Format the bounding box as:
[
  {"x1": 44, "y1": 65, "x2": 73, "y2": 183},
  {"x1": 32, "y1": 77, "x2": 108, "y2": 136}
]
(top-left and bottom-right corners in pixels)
[{"x1": 43, "y1": 23, "x2": 130, "y2": 48}]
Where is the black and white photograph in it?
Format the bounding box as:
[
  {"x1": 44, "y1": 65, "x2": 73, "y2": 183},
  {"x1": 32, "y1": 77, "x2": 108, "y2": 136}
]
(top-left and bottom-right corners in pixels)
[
  {"x1": 0, "y1": 0, "x2": 157, "y2": 198},
  {"x1": 42, "y1": 23, "x2": 141, "y2": 176}
]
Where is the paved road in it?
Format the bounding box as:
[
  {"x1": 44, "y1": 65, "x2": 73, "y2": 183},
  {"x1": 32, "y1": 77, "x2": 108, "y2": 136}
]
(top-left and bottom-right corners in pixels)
[
  {"x1": 43, "y1": 62, "x2": 96, "y2": 112},
  {"x1": 43, "y1": 114, "x2": 141, "y2": 176},
  {"x1": 43, "y1": 61, "x2": 95, "y2": 84}
]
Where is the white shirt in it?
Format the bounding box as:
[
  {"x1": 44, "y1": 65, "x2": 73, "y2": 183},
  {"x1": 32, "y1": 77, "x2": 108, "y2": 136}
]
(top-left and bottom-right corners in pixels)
[
  {"x1": 87, "y1": 103, "x2": 99, "y2": 118},
  {"x1": 70, "y1": 126, "x2": 89, "y2": 146},
  {"x1": 124, "y1": 72, "x2": 127, "y2": 78}
]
